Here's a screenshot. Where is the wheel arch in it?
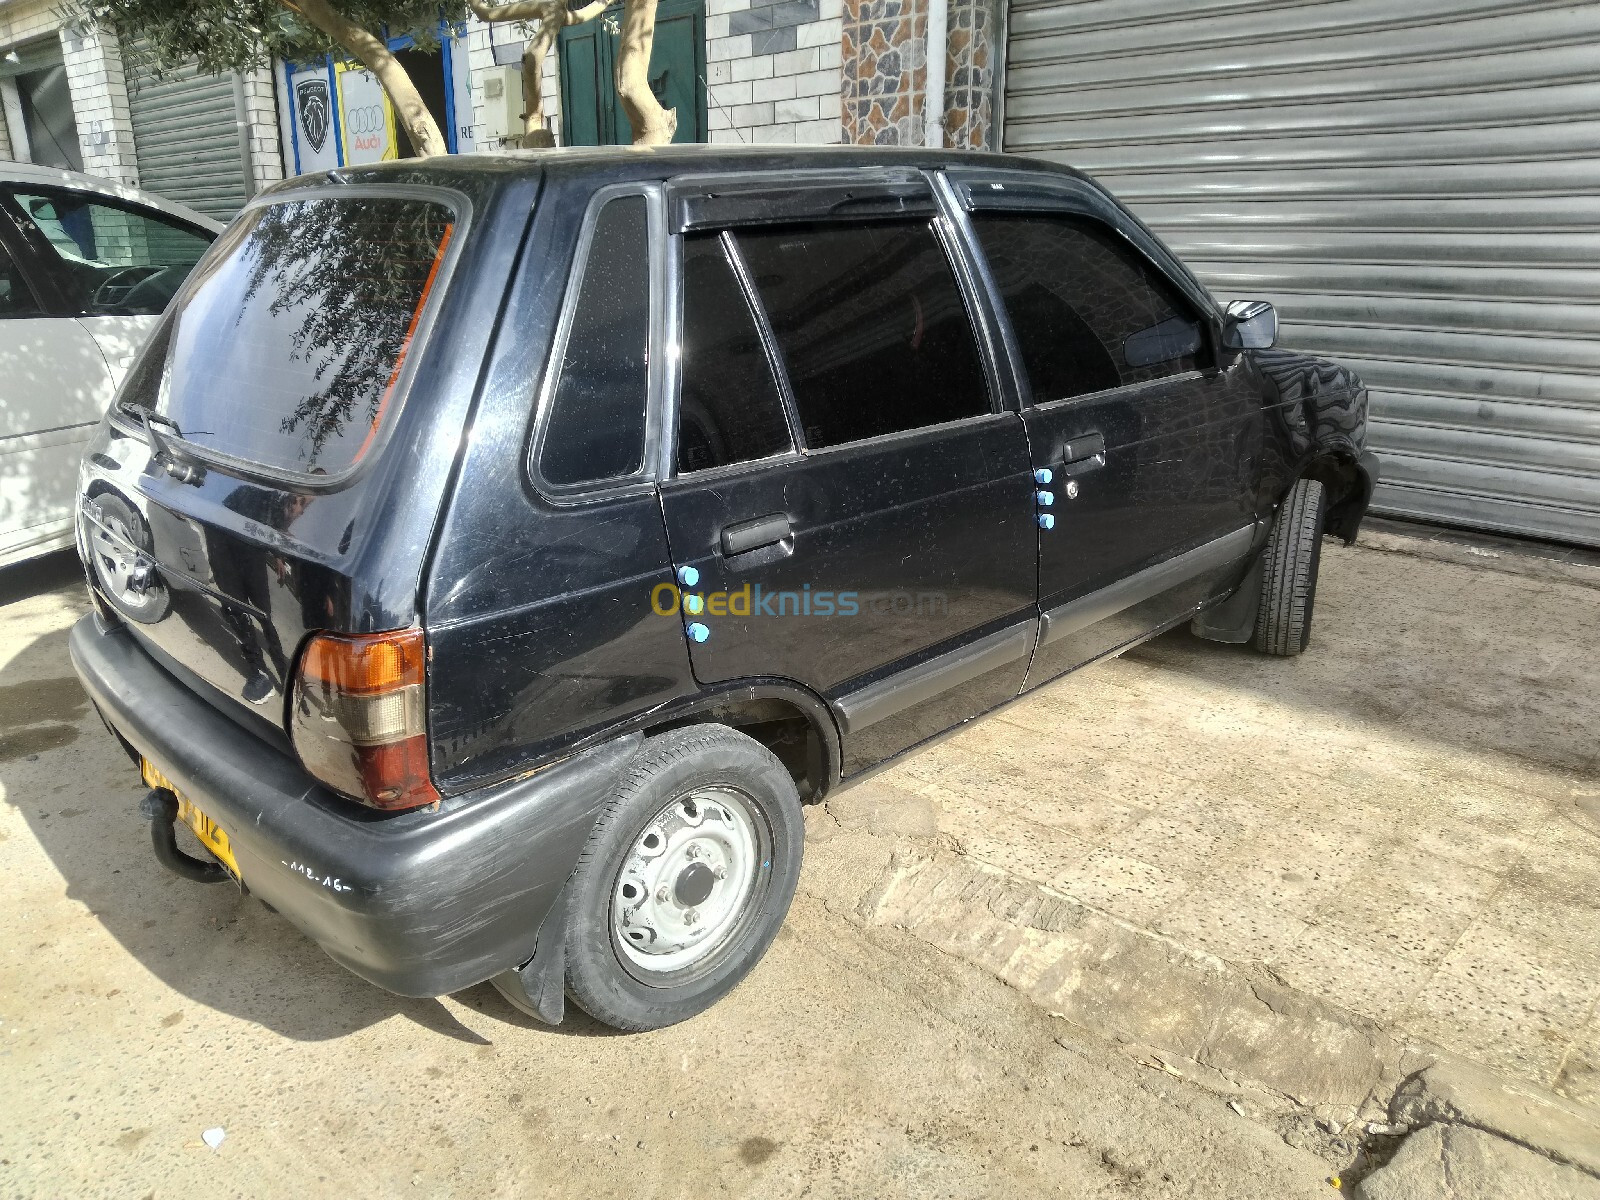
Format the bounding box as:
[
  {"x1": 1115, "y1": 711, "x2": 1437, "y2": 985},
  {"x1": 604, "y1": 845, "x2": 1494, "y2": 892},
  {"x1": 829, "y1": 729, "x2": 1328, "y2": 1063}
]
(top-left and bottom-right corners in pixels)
[
  {"x1": 638, "y1": 678, "x2": 842, "y2": 803},
  {"x1": 1294, "y1": 446, "x2": 1377, "y2": 545}
]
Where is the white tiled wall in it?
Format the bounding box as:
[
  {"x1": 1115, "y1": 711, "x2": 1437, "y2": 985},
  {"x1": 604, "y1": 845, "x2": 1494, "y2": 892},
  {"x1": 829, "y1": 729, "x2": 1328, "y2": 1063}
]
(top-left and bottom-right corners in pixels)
[
  {"x1": 456, "y1": 4, "x2": 841, "y2": 151},
  {"x1": 705, "y1": 0, "x2": 841, "y2": 144},
  {"x1": 238, "y1": 68, "x2": 286, "y2": 191},
  {"x1": 462, "y1": 18, "x2": 562, "y2": 150}
]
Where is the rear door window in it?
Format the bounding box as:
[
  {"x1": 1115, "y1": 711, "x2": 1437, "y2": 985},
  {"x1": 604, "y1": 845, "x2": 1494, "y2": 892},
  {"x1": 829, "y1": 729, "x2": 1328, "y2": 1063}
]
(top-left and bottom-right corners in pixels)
[
  {"x1": 971, "y1": 213, "x2": 1206, "y2": 403},
  {"x1": 676, "y1": 232, "x2": 792, "y2": 473},
  {"x1": 537, "y1": 194, "x2": 651, "y2": 487},
  {"x1": 730, "y1": 220, "x2": 990, "y2": 449},
  {"x1": 7, "y1": 188, "x2": 211, "y2": 315},
  {"x1": 118, "y1": 194, "x2": 458, "y2": 477}
]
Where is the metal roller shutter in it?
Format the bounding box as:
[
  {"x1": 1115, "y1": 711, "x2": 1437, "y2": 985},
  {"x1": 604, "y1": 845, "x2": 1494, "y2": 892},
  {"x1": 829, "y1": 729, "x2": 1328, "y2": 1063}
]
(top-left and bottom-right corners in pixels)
[
  {"x1": 128, "y1": 50, "x2": 253, "y2": 221},
  {"x1": 1001, "y1": 0, "x2": 1600, "y2": 546}
]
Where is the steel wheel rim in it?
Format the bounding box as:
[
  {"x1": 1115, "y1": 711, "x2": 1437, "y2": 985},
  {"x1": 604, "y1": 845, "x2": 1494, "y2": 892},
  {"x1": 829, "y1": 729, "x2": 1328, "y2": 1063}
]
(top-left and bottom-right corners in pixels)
[{"x1": 610, "y1": 786, "x2": 768, "y2": 983}]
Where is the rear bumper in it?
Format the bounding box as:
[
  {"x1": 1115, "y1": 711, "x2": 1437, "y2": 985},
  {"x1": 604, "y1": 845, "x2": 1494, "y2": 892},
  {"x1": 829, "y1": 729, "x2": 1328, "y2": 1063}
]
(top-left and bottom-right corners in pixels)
[{"x1": 69, "y1": 614, "x2": 637, "y2": 997}]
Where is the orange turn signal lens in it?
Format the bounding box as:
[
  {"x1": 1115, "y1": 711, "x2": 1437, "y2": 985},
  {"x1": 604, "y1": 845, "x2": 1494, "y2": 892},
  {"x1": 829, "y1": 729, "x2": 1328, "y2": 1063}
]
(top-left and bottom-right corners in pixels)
[{"x1": 298, "y1": 628, "x2": 425, "y2": 695}]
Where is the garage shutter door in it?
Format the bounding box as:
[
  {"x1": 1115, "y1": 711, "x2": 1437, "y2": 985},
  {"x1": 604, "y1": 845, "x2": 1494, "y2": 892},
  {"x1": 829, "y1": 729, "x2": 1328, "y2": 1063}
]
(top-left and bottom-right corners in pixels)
[
  {"x1": 128, "y1": 52, "x2": 252, "y2": 221},
  {"x1": 1001, "y1": 0, "x2": 1600, "y2": 546}
]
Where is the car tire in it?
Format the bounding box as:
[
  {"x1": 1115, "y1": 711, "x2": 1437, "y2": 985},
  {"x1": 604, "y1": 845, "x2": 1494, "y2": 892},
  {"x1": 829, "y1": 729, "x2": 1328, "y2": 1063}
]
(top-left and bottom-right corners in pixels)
[
  {"x1": 561, "y1": 724, "x2": 803, "y2": 1031},
  {"x1": 1253, "y1": 477, "x2": 1327, "y2": 656}
]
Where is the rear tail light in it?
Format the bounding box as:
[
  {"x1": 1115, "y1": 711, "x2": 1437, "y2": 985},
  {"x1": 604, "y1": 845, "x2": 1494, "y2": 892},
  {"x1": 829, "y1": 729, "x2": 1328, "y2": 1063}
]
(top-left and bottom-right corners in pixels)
[{"x1": 289, "y1": 629, "x2": 440, "y2": 812}]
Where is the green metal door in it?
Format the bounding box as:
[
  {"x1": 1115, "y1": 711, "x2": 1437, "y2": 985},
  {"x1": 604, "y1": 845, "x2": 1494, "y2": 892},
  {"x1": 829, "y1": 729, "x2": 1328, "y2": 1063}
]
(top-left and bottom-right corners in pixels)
[{"x1": 558, "y1": 0, "x2": 707, "y2": 145}]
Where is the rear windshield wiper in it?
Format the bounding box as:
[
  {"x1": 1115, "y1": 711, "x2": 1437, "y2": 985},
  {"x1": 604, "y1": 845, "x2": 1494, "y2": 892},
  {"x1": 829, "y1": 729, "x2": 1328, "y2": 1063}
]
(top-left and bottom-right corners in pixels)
[{"x1": 122, "y1": 406, "x2": 207, "y2": 486}]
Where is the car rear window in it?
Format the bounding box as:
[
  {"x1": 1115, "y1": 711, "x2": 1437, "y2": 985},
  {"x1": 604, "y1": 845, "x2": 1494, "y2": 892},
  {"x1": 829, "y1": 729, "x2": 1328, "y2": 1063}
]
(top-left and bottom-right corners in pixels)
[{"x1": 120, "y1": 194, "x2": 458, "y2": 477}]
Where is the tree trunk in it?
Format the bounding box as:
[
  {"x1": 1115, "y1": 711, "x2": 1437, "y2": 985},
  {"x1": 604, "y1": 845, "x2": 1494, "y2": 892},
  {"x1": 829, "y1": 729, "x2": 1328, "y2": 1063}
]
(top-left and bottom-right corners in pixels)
[
  {"x1": 519, "y1": 28, "x2": 557, "y2": 147},
  {"x1": 289, "y1": 0, "x2": 448, "y2": 158},
  {"x1": 615, "y1": 0, "x2": 676, "y2": 146}
]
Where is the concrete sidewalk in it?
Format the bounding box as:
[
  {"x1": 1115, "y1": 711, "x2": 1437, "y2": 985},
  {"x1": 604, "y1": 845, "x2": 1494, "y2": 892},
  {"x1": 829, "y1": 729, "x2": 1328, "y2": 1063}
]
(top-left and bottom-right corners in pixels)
[{"x1": 833, "y1": 528, "x2": 1600, "y2": 1127}]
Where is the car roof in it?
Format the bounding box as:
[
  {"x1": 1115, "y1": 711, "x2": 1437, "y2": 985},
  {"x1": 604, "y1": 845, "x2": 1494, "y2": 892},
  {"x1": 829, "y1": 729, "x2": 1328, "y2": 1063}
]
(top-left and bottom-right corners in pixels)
[
  {"x1": 270, "y1": 144, "x2": 1090, "y2": 197},
  {"x1": 0, "y1": 160, "x2": 225, "y2": 233}
]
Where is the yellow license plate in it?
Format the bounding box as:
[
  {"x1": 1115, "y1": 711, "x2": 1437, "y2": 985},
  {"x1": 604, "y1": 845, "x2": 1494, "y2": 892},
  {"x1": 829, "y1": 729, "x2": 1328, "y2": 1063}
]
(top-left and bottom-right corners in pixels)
[{"x1": 141, "y1": 760, "x2": 242, "y2": 879}]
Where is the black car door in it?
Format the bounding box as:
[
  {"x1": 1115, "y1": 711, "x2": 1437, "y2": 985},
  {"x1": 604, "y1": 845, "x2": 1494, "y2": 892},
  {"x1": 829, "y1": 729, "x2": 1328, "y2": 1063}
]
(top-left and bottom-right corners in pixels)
[
  {"x1": 656, "y1": 172, "x2": 1039, "y2": 777},
  {"x1": 946, "y1": 170, "x2": 1266, "y2": 685}
]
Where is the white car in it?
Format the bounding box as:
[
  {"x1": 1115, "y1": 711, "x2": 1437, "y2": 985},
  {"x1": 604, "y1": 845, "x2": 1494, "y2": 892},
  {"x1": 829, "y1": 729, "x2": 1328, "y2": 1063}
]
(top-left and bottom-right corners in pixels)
[{"x1": 0, "y1": 162, "x2": 221, "y2": 568}]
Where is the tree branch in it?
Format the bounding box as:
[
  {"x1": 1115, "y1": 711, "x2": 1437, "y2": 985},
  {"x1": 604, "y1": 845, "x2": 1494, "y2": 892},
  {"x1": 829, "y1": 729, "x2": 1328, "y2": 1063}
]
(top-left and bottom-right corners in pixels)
[{"x1": 465, "y1": 0, "x2": 552, "y2": 20}]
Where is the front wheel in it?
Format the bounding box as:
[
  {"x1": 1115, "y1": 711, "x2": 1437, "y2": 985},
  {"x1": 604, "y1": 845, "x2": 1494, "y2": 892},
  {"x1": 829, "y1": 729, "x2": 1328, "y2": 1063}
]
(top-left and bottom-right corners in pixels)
[
  {"x1": 562, "y1": 725, "x2": 804, "y2": 1031},
  {"x1": 1253, "y1": 477, "x2": 1328, "y2": 656}
]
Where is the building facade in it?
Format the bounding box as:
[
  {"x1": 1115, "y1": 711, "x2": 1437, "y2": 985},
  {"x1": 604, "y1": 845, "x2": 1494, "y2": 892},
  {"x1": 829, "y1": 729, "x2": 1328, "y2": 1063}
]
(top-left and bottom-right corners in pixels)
[
  {"x1": 3, "y1": 0, "x2": 1593, "y2": 546},
  {"x1": 0, "y1": 0, "x2": 283, "y2": 218}
]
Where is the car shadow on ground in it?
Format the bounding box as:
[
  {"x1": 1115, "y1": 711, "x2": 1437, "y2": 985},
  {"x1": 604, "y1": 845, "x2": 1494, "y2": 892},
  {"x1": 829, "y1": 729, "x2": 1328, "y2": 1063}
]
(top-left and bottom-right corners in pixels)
[{"x1": 1, "y1": 553, "x2": 616, "y2": 1043}]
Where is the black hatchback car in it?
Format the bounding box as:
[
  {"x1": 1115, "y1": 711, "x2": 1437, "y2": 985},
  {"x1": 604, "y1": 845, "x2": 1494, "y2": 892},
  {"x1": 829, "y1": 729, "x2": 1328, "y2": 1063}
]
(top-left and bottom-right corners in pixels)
[{"x1": 70, "y1": 147, "x2": 1377, "y2": 1031}]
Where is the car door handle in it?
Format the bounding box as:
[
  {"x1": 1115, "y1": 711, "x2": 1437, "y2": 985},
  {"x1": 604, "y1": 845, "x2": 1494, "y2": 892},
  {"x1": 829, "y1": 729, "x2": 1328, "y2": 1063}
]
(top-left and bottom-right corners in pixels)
[
  {"x1": 720, "y1": 513, "x2": 792, "y2": 557},
  {"x1": 1061, "y1": 432, "x2": 1107, "y2": 477}
]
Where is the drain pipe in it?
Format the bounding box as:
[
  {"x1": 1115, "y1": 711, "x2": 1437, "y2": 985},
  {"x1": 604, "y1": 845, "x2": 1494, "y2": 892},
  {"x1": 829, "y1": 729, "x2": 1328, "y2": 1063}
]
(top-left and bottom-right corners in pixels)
[{"x1": 924, "y1": 0, "x2": 948, "y2": 148}]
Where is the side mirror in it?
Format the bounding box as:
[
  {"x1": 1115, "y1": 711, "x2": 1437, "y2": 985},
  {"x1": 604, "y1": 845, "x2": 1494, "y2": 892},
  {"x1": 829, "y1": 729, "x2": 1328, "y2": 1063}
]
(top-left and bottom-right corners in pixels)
[{"x1": 1223, "y1": 299, "x2": 1277, "y2": 350}]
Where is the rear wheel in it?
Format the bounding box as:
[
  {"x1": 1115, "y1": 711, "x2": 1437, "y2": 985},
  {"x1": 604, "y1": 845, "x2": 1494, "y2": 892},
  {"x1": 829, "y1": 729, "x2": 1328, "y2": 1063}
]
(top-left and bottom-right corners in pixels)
[
  {"x1": 562, "y1": 725, "x2": 803, "y2": 1031},
  {"x1": 1253, "y1": 477, "x2": 1327, "y2": 656}
]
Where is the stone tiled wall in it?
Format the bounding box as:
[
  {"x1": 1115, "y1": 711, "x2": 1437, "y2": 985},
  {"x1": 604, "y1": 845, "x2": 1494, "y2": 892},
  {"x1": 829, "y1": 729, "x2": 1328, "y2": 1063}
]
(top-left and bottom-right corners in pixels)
[
  {"x1": 841, "y1": 0, "x2": 926, "y2": 146},
  {"x1": 942, "y1": 0, "x2": 993, "y2": 150},
  {"x1": 842, "y1": 0, "x2": 995, "y2": 149}
]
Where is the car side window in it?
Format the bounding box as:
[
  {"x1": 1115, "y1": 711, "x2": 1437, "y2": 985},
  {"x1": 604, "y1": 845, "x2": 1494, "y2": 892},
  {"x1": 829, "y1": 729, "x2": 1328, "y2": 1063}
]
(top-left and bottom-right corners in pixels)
[
  {"x1": 9, "y1": 189, "x2": 210, "y2": 316},
  {"x1": 971, "y1": 213, "x2": 1207, "y2": 404},
  {"x1": 731, "y1": 219, "x2": 989, "y2": 450},
  {"x1": 538, "y1": 194, "x2": 652, "y2": 488},
  {"x1": 676, "y1": 233, "x2": 793, "y2": 473},
  {"x1": 0, "y1": 242, "x2": 41, "y2": 317}
]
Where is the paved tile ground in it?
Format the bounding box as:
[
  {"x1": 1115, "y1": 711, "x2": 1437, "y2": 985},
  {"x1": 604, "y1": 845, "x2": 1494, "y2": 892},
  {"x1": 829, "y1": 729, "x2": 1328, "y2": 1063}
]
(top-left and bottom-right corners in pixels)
[{"x1": 855, "y1": 532, "x2": 1600, "y2": 1103}]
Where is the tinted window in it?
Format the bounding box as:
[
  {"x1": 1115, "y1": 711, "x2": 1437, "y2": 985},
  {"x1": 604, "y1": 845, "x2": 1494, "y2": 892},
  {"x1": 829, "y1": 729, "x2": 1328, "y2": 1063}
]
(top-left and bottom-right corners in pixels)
[
  {"x1": 677, "y1": 234, "x2": 792, "y2": 473},
  {"x1": 10, "y1": 189, "x2": 211, "y2": 315},
  {"x1": 972, "y1": 213, "x2": 1206, "y2": 402},
  {"x1": 733, "y1": 220, "x2": 988, "y2": 449},
  {"x1": 0, "y1": 244, "x2": 40, "y2": 317},
  {"x1": 117, "y1": 195, "x2": 456, "y2": 476},
  {"x1": 539, "y1": 196, "x2": 651, "y2": 487}
]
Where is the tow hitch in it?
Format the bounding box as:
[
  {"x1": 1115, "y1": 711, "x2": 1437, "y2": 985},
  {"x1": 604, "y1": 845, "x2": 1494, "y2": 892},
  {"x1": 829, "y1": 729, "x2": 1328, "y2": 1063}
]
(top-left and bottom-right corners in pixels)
[{"x1": 140, "y1": 789, "x2": 233, "y2": 884}]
